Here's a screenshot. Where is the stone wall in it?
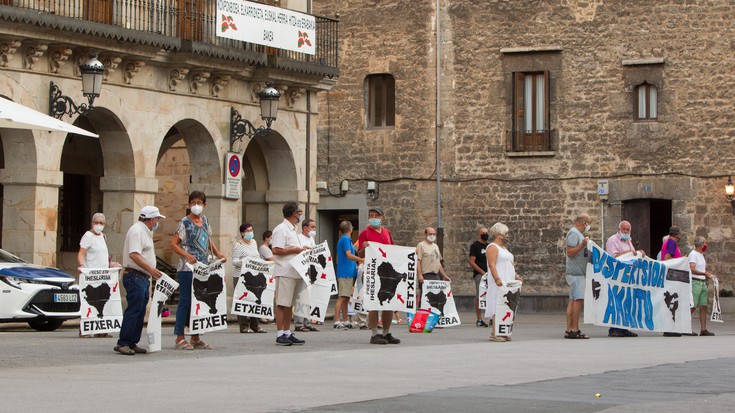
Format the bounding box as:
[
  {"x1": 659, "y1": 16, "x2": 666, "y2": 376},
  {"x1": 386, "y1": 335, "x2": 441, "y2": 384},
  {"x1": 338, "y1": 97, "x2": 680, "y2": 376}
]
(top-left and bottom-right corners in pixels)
[{"x1": 314, "y1": 0, "x2": 735, "y2": 297}]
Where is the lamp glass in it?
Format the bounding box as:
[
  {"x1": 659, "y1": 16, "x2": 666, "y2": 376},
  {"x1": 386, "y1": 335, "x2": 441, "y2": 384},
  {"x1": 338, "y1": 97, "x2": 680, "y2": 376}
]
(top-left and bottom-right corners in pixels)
[
  {"x1": 726, "y1": 183, "x2": 734, "y2": 197},
  {"x1": 79, "y1": 55, "x2": 105, "y2": 98}
]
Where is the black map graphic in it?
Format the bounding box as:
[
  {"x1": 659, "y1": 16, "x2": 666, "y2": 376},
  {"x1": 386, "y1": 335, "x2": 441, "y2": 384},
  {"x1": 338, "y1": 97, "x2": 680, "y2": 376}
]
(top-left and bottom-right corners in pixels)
[
  {"x1": 316, "y1": 254, "x2": 327, "y2": 269},
  {"x1": 307, "y1": 265, "x2": 319, "y2": 284},
  {"x1": 83, "y1": 283, "x2": 111, "y2": 318},
  {"x1": 193, "y1": 273, "x2": 224, "y2": 314},
  {"x1": 425, "y1": 291, "x2": 447, "y2": 315},
  {"x1": 241, "y1": 271, "x2": 267, "y2": 304},
  {"x1": 156, "y1": 300, "x2": 165, "y2": 316},
  {"x1": 504, "y1": 289, "x2": 520, "y2": 319},
  {"x1": 592, "y1": 279, "x2": 601, "y2": 300},
  {"x1": 664, "y1": 291, "x2": 679, "y2": 321},
  {"x1": 376, "y1": 262, "x2": 407, "y2": 304}
]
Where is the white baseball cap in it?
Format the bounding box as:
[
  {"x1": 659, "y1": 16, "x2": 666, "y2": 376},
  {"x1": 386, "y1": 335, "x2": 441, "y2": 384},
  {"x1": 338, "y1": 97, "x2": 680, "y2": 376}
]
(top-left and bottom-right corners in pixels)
[{"x1": 139, "y1": 206, "x2": 166, "y2": 219}]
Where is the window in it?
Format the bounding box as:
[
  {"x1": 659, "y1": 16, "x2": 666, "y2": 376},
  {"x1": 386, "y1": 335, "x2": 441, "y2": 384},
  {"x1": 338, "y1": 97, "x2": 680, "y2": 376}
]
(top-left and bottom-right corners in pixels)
[
  {"x1": 635, "y1": 82, "x2": 657, "y2": 121},
  {"x1": 365, "y1": 74, "x2": 395, "y2": 128},
  {"x1": 512, "y1": 71, "x2": 550, "y2": 151}
]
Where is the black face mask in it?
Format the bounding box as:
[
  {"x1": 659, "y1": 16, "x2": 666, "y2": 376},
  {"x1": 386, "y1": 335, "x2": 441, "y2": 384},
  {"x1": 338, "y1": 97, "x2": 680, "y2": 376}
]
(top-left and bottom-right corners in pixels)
[{"x1": 480, "y1": 234, "x2": 489, "y2": 242}]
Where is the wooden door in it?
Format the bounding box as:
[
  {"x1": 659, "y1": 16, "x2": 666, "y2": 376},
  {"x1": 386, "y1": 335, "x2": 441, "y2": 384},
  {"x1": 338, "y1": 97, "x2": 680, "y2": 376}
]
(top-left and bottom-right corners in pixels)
[
  {"x1": 84, "y1": 0, "x2": 114, "y2": 24},
  {"x1": 178, "y1": 0, "x2": 204, "y2": 42},
  {"x1": 622, "y1": 199, "x2": 672, "y2": 257}
]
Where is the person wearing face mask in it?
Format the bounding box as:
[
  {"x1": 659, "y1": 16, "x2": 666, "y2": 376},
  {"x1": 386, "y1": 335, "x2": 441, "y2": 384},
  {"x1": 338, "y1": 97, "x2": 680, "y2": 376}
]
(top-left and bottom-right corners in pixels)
[
  {"x1": 115, "y1": 206, "x2": 165, "y2": 355},
  {"x1": 605, "y1": 220, "x2": 643, "y2": 338},
  {"x1": 170, "y1": 191, "x2": 227, "y2": 350},
  {"x1": 688, "y1": 236, "x2": 717, "y2": 336},
  {"x1": 78, "y1": 212, "x2": 120, "y2": 338},
  {"x1": 231, "y1": 223, "x2": 266, "y2": 334},
  {"x1": 357, "y1": 206, "x2": 400, "y2": 345},
  {"x1": 469, "y1": 227, "x2": 490, "y2": 327},
  {"x1": 294, "y1": 219, "x2": 319, "y2": 332},
  {"x1": 416, "y1": 227, "x2": 451, "y2": 309},
  {"x1": 564, "y1": 212, "x2": 592, "y2": 340}
]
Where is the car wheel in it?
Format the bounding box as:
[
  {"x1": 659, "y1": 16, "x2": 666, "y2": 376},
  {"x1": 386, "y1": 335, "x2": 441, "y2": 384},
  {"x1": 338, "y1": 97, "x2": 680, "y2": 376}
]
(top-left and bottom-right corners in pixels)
[{"x1": 28, "y1": 319, "x2": 65, "y2": 332}]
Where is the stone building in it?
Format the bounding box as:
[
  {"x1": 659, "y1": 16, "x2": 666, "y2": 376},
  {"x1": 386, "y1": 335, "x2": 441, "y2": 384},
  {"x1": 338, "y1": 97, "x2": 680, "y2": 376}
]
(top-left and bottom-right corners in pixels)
[
  {"x1": 0, "y1": 0, "x2": 338, "y2": 275},
  {"x1": 313, "y1": 0, "x2": 735, "y2": 303}
]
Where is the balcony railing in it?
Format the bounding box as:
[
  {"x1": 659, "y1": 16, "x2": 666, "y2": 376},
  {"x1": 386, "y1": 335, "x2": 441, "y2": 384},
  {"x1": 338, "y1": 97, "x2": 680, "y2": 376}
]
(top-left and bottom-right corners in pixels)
[
  {"x1": 0, "y1": 0, "x2": 338, "y2": 76},
  {"x1": 507, "y1": 129, "x2": 554, "y2": 152}
]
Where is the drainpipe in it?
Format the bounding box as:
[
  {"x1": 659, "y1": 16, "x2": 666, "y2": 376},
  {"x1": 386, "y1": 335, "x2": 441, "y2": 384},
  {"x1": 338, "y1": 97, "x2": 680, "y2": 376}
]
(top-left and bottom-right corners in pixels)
[
  {"x1": 306, "y1": 90, "x2": 312, "y2": 218},
  {"x1": 436, "y1": 0, "x2": 443, "y2": 250}
]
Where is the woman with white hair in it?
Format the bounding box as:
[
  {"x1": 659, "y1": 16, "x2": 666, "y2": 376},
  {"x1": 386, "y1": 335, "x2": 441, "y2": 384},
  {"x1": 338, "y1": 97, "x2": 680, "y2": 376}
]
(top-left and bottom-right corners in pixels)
[{"x1": 485, "y1": 222, "x2": 522, "y2": 342}]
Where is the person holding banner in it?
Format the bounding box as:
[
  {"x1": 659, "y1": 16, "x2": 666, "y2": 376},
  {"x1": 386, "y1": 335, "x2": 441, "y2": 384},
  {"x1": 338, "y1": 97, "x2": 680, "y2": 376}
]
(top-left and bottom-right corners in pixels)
[
  {"x1": 417, "y1": 227, "x2": 451, "y2": 308},
  {"x1": 334, "y1": 220, "x2": 363, "y2": 329},
  {"x1": 484, "y1": 223, "x2": 521, "y2": 342},
  {"x1": 231, "y1": 223, "x2": 266, "y2": 334},
  {"x1": 294, "y1": 219, "x2": 319, "y2": 332},
  {"x1": 358, "y1": 206, "x2": 401, "y2": 345},
  {"x1": 170, "y1": 191, "x2": 227, "y2": 350},
  {"x1": 565, "y1": 213, "x2": 591, "y2": 340},
  {"x1": 115, "y1": 206, "x2": 165, "y2": 356},
  {"x1": 78, "y1": 212, "x2": 120, "y2": 338},
  {"x1": 272, "y1": 201, "x2": 309, "y2": 346},
  {"x1": 605, "y1": 220, "x2": 641, "y2": 338},
  {"x1": 469, "y1": 227, "x2": 490, "y2": 327},
  {"x1": 689, "y1": 236, "x2": 716, "y2": 336}
]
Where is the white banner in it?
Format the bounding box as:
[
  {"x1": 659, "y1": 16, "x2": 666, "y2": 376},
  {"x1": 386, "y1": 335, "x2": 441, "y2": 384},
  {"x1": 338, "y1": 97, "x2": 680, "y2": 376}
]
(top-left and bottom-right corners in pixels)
[
  {"x1": 421, "y1": 280, "x2": 461, "y2": 327},
  {"x1": 584, "y1": 241, "x2": 692, "y2": 333},
  {"x1": 350, "y1": 265, "x2": 368, "y2": 314},
  {"x1": 79, "y1": 267, "x2": 123, "y2": 335},
  {"x1": 362, "y1": 243, "x2": 417, "y2": 312},
  {"x1": 493, "y1": 280, "x2": 522, "y2": 337},
  {"x1": 231, "y1": 256, "x2": 275, "y2": 320},
  {"x1": 146, "y1": 274, "x2": 179, "y2": 353},
  {"x1": 216, "y1": 0, "x2": 316, "y2": 55},
  {"x1": 289, "y1": 241, "x2": 337, "y2": 322},
  {"x1": 711, "y1": 278, "x2": 723, "y2": 323},
  {"x1": 478, "y1": 274, "x2": 488, "y2": 310},
  {"x1": 187, "y1": 260, "x2": 228, "y2": 334}
]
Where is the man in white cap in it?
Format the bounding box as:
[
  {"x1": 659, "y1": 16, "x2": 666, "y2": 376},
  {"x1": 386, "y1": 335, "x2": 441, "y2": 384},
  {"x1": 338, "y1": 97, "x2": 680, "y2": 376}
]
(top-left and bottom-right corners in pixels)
[{"x1": 115, "y1": 206, "x2": 165, "y2": 355}]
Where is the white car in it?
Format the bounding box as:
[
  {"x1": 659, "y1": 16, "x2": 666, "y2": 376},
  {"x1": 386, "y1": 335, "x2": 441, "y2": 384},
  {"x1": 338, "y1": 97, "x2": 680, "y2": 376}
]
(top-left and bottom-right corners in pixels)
[{"x1": 0, "y1": 248, "x2": 80, "y2": 331}]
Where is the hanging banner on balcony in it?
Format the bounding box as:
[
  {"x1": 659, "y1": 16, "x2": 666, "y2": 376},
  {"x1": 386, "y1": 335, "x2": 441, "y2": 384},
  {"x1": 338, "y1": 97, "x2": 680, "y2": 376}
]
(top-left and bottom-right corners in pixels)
[
  {"x1": 224, "y1": 152, "x2": 242, "y2": 200},
  {"x1": 216, "y1": 0, "x2": 316, "y2": 55}
]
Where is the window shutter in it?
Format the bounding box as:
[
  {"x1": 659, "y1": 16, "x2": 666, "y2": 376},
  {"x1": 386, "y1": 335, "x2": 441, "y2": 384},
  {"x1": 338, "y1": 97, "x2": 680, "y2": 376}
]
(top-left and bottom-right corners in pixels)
[
  {"x1": 513, "y1": 72, "x2": 525, "y2": 150},
  {"x1": 541, "y1": 70, "x2": 550, "y2": 151}
]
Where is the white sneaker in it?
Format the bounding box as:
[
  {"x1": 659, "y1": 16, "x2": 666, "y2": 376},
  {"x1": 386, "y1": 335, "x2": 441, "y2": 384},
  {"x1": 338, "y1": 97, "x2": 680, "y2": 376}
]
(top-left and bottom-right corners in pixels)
[{"x1": 334, "y1": 322, "x2": 347, "y2": 330}]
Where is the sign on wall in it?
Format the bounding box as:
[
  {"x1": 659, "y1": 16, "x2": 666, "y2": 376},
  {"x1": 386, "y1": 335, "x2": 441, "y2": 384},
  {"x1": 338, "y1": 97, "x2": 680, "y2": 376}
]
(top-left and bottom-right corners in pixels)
[
  {"x1": 216, "y1": 0, "x2": 316, "y2": 55},
  {"x1": 224, "y1": 152, "x2": 242, "y2": 200}
]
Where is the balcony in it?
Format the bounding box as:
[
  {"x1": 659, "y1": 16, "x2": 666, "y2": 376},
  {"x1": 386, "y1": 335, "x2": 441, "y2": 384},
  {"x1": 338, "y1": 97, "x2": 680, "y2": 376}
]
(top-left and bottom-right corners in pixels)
[
  {"x1": 0, "y1": 0, "x2": 339, "y2": 77},
  {"x1": 506, "y1": 129, "x2": 556, "y2": 156}
]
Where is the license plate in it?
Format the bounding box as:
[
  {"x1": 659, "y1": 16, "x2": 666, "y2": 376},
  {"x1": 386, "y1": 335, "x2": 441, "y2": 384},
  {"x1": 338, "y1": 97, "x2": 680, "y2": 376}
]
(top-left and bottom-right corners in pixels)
[{"x1": 54, "y1": 293, "x2": 78, "y2": 303}]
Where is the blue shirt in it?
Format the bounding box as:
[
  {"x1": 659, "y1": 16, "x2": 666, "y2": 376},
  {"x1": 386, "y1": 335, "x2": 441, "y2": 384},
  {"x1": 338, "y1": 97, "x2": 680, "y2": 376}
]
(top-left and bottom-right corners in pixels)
[{"x1": 336, "y1": 234, "x2": 357, "y2": 278}]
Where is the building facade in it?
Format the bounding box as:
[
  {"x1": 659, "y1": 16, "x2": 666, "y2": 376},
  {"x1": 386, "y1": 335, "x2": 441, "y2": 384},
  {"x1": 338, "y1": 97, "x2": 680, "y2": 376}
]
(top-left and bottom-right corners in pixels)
[
  {"x1": 313, "y1": 0, "x2": 735, "y2": 299},
  {"x1": 0, "y1": 0, "x2": 338, "y2": 274}
]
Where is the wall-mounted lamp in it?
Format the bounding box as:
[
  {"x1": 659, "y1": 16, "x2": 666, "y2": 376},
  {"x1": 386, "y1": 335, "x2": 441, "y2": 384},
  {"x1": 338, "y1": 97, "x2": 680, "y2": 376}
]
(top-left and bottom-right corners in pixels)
[
  {"x1": 367, "y1": 181, "x2": 378, "y2": 199},
  {"x1": 726, "y1": 175, "x2": 735, "y2": 215},
  {"x1": 230, "y1": 82, "x2": 281, "y2": 151},
  {"x1": 49, "y1": 51, "x2": 105, "y2": 119},
  {"x1": 340, "y1": 180, "x2": 349, "y2": 193}
]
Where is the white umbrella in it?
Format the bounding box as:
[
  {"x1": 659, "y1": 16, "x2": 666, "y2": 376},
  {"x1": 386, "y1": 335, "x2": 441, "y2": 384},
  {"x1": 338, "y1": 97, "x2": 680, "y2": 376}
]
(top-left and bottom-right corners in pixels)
[{"x1": 0, "y1": 97, "x2": 99, "y2": 138}]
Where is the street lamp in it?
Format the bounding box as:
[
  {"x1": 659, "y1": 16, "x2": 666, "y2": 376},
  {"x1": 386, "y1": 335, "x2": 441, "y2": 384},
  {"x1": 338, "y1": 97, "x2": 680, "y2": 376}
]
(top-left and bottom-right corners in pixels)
[
  {"x1": 230, "y1": 82, "x2": 281, "y2": 151},
  {"x1": 49, "y1": 51, "x2": 105, "y2": 119},
  {"x1": 726, "y1": 176, "x2": 735, "y2": 215}
]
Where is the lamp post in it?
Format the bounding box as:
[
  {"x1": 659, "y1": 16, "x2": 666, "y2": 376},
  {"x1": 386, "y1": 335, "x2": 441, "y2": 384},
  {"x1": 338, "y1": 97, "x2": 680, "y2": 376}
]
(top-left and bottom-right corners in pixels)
[
  {"x1": 726, "y1": 176, "x2": 735, "y2": 215},
  {"x1": 230, "y1": 82, "x2": 281, "y2": 151},
  {"x1": 49, "y1": 51, "x2": 105, "y2": 119}
]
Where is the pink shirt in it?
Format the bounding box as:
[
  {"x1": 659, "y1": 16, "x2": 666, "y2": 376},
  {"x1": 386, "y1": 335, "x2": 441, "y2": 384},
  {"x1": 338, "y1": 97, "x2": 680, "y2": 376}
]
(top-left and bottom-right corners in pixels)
[{"x1": 605, "y1": 233, "x2": 635, "y2": 257}]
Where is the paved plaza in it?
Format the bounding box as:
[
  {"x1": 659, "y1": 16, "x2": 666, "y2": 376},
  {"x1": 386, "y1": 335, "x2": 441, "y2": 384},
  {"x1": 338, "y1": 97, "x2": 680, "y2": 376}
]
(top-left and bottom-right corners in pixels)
[{"x1": 2, "y1": 313, "x2": 734, "y2": 412}]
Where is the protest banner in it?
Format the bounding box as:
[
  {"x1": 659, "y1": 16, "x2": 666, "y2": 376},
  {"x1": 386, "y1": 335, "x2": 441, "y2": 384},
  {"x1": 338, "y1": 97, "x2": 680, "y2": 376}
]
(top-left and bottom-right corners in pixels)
[
  {"x1": 584, "y1": 241, "x2": 692, "y2": 333},
  {"x1": 350, "y1": 265, "x2": 368, "y2": 315},
  {"x1": 478, "y1": 274, "x2": 488, "y2": 310},
  {"x1": 146, "y1": 273, "x2": 179, "y2": 352},
  {"x1": 186, "y1": 259, "x2": 228, "y2": 334},
  {"x1": 711, "y1": 278, "x2": 723, "y2": 323},
  {"x1": 231, "y1": 256, "x2": 275, "y2": 320},
  {"x1": 79, "y1": 267, "x2": 123, "y2": 335},
  {"x1": 493, "y1": 280, "x2": 522, "y2": 337},
  {"x1": 420, "y1": 280, "x2": 461, "y2": 327},
  {"x1": 290, "y1": 241, "x2": 337, "y2": 322},
  {"x1": 362, "y1": 242, "x2": 417, "y2": 312}
]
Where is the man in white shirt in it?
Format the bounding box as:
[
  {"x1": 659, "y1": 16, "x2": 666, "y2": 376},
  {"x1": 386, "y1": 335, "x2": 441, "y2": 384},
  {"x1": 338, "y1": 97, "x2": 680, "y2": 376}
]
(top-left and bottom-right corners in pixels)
[
  {"x1": 688, "y1": 236, "x2": 716, "y2": 336},
  {"x1": 294, "y1": 219, "x2": 319, "y2": 332}
]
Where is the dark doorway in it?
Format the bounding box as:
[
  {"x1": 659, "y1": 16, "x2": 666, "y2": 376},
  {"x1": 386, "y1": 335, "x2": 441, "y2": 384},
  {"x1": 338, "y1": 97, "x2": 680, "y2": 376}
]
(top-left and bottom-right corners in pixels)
[
  {"x1": 317, "y1": 209, "x2": 359, "y2": 267},
  {"x1": 622, "y1": 199, "x2": 672, "y2": 258}
]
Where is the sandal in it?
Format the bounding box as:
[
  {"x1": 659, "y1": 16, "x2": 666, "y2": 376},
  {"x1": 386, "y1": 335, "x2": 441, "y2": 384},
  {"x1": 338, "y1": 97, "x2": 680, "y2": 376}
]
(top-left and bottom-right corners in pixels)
[
  {"x1": 564, "y1": 330, "x2": 577, "y2": 339},
  {"x1": 489, "y1": 336, "x2": 506, "y2": 342},
  {"x1": 175, "y1": 339, "x2": 194, "y2": 350},
  {"x1": 255, "y1": 328, "x2": 267, "y2": 333},
  {"x1": 191, "y1": 340, "x2": 212, "y2": 350},
  {"x1": 575, "y1": 330, "x2": 590, "y2": 339}
]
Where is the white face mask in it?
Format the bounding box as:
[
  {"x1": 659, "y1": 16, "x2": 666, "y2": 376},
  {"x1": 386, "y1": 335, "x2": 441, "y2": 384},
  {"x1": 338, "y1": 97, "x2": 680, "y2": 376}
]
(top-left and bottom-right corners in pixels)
[
  {"x1": 584, "y1": 225, "x2": 591, "y2": 233},
  {"x1": 426, "y1": 235, "x2": 436, "y2": 243},
  {"x1": 93, "y1": 224, "x2": 105, "y2": 234},
  {"x1": 190, "y1": 204, "x2": 204, "y2": 216},
  {"x1": 308, "y1": 230, "x2": 316, "y2": 239}
]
